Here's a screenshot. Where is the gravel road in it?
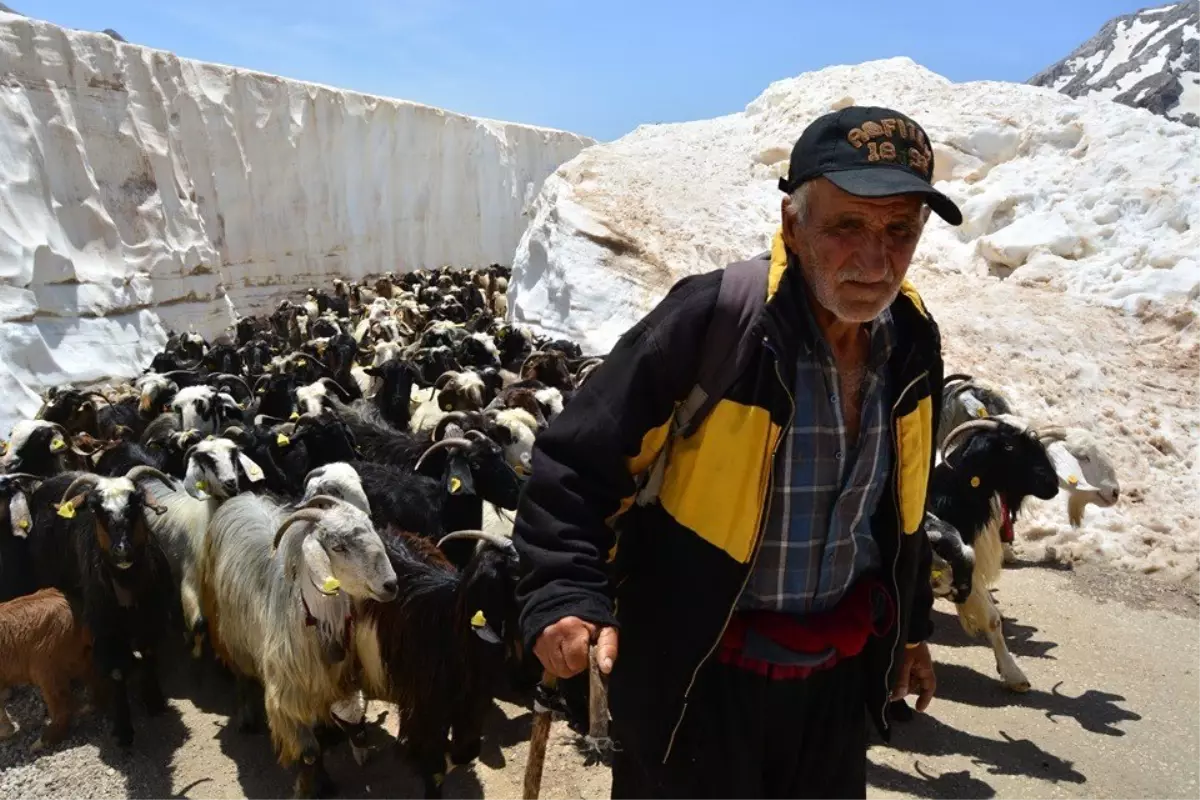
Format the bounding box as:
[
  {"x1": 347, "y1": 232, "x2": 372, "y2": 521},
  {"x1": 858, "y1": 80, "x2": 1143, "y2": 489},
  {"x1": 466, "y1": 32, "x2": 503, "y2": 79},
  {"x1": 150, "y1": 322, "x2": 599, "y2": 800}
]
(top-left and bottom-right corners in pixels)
[{"x1": 1, "y1": 556, "x2": 1195, "y2": 800}]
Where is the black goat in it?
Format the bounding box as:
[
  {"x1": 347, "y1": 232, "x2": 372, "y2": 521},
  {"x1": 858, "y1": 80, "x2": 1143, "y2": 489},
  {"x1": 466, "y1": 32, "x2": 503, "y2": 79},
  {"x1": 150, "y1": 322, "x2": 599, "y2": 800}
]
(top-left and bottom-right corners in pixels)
[
  {"x1": 927, "y1": 417, "x2": 1060, "y2": 693},
  {"x1": 2, "y1": 420, "x2": 72, "y2": 477},
  {"x1": 358, "y1": 528, "x2": 520, "y2": 799},
  {"x1": 357, "y1": 360, "x2": 420, "y2": 430},
  {"x1": 0, "y1": 472, "x2": 42, "y2": 601},
  {"x1": 24, "y1": 466, "x2": 179, "y2": 747}
]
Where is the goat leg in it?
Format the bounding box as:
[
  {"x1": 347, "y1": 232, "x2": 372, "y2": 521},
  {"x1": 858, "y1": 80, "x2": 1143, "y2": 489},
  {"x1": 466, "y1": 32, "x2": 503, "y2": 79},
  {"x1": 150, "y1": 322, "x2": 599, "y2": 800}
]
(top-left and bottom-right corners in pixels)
[
  {"x1": 105, "y1": 668, "x2": 134, "y2": 748},
  {"x1": 234, "y1": 675, "x2": 265, "y2": 733},
  {"x1": 138, "y1": 650, "x2": 168, "y2": 716},
  {"x1": 33, "y1": 675, "x2": 75, "y2": 752},
  {"x1": 292, "y1": 727, "x2": 323, "y2": 799}
]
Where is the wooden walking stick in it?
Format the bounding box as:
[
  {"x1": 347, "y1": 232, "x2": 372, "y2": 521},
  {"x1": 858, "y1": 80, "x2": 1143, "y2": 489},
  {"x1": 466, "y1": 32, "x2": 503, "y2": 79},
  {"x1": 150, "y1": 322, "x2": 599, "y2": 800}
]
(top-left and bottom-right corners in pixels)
[
  {"x1": 576, "y1": 644, "x2": 616, "y2": 766},
  {"x1": 523, "y1": 672, "x2": 558, "y2": 800},
  {"x1": 524, "y1": 644, "x2": 618, "y2": 799}
]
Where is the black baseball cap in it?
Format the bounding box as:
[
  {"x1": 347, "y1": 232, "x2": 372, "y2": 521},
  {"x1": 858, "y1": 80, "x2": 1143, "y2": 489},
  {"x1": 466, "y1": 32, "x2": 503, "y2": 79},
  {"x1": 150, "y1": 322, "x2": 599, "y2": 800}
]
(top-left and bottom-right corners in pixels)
[{"x1": 778, "y1": 106, "x2": 963, "y2": 226}]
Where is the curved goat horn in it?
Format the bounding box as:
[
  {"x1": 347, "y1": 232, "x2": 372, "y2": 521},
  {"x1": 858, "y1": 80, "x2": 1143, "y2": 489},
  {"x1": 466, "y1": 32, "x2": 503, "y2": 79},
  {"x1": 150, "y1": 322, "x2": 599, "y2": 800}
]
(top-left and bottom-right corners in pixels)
[
  {"x1": 433, "y1": 412, "x2": 471, "y2": 442},
  {"x1": 1034, "y1": 425, "x2": 1068, "y2": 443},
  {"x1": 414, "y1": 437, "x2": 472, "y2": 474},
  {"x1": 58, "y1": 474, "x2": 102, "y2": 506},
  {"x1": 942, "y1": 373, "x2": 975, "y2": 387},
  {"x1": 0, "y1": 472, "x2": 41, "y2": 482},
  {"x1": 125, "y1": 465, "x2": 179, "y2": 489},
  {"x1": 211, "y1": 373, "x2": 253, "y2": 399},
  {"x1": 940, "y1": 418, "x2": 1003, "y2": 464},
  {"x1": 273, "y1": 509, "x2": 324, "y2": 550},
  {"x1": 436, "y1": 529, "x2": 518, "y2": 558}
]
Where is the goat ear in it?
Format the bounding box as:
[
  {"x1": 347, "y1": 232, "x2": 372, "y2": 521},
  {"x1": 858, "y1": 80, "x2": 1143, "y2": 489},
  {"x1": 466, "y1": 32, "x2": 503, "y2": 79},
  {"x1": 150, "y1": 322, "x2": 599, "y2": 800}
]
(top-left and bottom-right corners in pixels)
[
  {"x1": 1045, "y1": 441, "x2": 1099, "y2": 491},
  {"x1": 9, "y1": 491, "x2": 32, "y2": 538},
  {"x1": 184, "y1": 457, "x2": 211, "y2": 500},
  {"x1": 445, "y1": 454, "x2": 476, "y2": 497},
  {"x1": 301, "y1": 534, "x2": 340, "y2": 595},
  {"x1": 237, "y1": 452, "x2": 265, "y2": 484}
]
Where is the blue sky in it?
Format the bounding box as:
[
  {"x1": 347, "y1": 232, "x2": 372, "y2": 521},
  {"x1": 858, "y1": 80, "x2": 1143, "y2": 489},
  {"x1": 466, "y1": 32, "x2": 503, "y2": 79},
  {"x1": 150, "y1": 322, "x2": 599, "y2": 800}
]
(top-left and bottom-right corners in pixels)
[{"x1": 18, "y1": 0, "x2": 1155, "y2": 141}]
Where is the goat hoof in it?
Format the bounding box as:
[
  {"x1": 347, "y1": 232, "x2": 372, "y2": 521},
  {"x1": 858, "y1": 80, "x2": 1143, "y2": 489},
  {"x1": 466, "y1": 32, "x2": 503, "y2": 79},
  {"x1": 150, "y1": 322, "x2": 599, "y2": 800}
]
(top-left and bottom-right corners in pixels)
[
  {"x1": 1004, "y1": 678, "x2": 1032, "y2": 693},
  {"x1": 30, "y1": 736, "x2": 46, "y2": 753},
  {"x1": 0, "y1": 723, "x2": 16, "y2": 741}
]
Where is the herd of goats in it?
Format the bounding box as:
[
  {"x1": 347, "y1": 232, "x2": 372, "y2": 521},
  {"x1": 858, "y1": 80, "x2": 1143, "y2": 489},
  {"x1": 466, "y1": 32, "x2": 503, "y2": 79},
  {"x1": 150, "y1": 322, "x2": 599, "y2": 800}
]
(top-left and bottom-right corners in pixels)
[{"x1": 0, "y1": 264, "x2": 1122, "y2": 798}]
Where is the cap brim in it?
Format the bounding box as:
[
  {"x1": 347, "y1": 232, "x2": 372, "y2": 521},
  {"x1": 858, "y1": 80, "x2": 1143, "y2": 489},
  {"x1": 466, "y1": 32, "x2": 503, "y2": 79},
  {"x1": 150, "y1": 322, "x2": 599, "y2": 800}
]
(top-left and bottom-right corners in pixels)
[{"x1": 825, "y1": 168, "x2": 963, "y2": 226}]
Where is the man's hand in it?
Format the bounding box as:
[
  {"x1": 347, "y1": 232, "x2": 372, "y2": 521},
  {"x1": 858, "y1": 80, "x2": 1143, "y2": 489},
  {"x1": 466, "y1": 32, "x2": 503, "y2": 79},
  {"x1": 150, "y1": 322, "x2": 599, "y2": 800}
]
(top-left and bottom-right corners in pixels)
[
  {"x1": 533, "y1": 616, "x2": 619, "y2": 679},
  {"x1": 891, "y1": 641, "x2": 937, "y2": 712}
]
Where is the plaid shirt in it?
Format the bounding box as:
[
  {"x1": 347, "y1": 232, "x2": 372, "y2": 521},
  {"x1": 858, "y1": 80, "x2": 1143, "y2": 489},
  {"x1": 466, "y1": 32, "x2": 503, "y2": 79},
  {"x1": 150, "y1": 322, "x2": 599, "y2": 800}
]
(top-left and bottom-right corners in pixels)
[{"x1": 739, "y1": 301, "x2": 895, "y2": 615}]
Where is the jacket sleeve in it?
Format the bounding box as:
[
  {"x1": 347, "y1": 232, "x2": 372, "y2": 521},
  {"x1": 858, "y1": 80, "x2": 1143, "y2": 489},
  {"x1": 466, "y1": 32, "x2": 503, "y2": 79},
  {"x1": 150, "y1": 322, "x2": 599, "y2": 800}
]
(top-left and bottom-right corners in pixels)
[
  {"x1": 907, "y1": 314, "x2": 944, "y2": 646},
  {"x1": 512, "y1": 273, "x2": 718, "y2": 653}
]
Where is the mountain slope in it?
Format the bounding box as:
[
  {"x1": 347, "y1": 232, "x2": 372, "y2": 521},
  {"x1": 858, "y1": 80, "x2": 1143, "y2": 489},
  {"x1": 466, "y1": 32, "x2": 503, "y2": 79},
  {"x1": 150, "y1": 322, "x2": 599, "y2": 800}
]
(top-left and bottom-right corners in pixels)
[{"x1": 1029, "y1": 1, "x2": 1198, "y2": 126}]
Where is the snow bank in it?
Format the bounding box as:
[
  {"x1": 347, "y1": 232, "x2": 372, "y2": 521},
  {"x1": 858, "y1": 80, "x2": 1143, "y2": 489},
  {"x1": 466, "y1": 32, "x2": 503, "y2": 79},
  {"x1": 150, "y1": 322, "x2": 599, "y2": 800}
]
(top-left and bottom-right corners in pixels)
[
  {"x1": 511, "y1": 57, "x2": 1199, "y2": 579},
  {"x1": 0, "y1": 12, "x2": 592, "y2": 434},
  {"x1": 512, "y1": 57, "x2": 1198, "y2": 354}
]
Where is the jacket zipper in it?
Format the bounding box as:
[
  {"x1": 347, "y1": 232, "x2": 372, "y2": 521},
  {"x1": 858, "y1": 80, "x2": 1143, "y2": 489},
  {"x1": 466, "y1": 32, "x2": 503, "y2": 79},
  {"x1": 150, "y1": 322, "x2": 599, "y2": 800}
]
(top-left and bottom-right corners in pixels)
[
  {"x1": 661, "y1": 340, "x2": 796, "y2": 764},
  {"x1": 879, "y1": 369, "x2": 928, "y2": 734}
]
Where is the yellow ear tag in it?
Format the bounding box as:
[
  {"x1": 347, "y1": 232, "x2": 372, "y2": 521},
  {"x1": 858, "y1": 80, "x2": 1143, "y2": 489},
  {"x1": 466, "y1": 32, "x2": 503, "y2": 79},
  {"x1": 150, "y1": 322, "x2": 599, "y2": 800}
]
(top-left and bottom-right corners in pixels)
[
  {"x1": 18, "y1": 519, "x2": 29, "y2": 530},
  {"x1": 931, "y1": 568, "x2": 944, "y2": 580},
  {"x1": 289, "y1": 412, "x2": 300, "y2": 421},
  {"x1": 1068, "y1": 475, "x2": 1079, "y2": 485},
  {"x1": 470, "y1": 609, "x2": 487, "y2": 628},
  {"x1": 449, "y1": 476, "x2": 462, "y2": 494},
  {"x1": 321, "y1": 576, "x2": 341, "y2": 594},
  {"x1": 970, "y1": 476, "x2": 981, "y2": 488},
  {"x1": 276, "y1": 434, "x2": 291, "y2": 447},
  {"x1": 975, "y1": 407, "x2": 989, "y2": 418},
  {"x1": 247, "y1": 465, "x2": 262, "y2": 478},
  {"x1": 50, "y1": 437, "x2": 66, "y2": 453},
  {"x1": 195, "y1": 480, "x2": 208, "y2": 492},
  {"x1": 56, "y1": 502, "x2": 76, "y2": 520}
]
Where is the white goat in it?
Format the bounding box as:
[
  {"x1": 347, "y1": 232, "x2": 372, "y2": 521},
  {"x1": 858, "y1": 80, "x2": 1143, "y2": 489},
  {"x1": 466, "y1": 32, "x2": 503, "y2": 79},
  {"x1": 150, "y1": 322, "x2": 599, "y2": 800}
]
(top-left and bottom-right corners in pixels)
[
  {"x1": 142, "y1": 437, "x2": 265, "y2": 655},
  {"x1": 200, "y1": 492, "x2": 397, "y2": 797}
]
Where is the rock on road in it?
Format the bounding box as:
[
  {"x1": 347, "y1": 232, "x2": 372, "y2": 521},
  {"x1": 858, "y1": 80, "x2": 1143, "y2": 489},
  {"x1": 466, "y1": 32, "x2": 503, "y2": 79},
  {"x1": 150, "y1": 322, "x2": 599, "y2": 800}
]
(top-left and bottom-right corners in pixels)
[{"x1": 0, "y1": 556, "x2": 1196, "y2": 800}]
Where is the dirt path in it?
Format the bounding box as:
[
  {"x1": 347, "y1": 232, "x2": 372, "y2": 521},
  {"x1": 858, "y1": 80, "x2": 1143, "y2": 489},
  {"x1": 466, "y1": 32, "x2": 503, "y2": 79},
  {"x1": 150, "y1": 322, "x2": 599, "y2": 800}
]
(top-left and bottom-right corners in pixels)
[{"x1": 1, "y1": 560, "x2": 1196, "y2": 799}]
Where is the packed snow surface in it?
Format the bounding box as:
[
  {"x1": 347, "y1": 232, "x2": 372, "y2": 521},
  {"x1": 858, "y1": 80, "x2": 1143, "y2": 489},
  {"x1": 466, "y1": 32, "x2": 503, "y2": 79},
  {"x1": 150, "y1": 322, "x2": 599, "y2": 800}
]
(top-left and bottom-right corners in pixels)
[
  {"x1": 0, "y1": 12, "x2": 592, "y2": 434},
  {"x1": 511, "y1": 57, "x2": 1199, "y2": 580}
]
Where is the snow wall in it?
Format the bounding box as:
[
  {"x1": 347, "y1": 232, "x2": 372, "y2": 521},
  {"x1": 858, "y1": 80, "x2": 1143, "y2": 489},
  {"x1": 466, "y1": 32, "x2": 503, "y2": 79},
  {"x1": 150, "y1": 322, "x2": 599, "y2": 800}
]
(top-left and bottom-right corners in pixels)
[{"x1": 0, "y1": 11, "x2": 594, "y2": 432}]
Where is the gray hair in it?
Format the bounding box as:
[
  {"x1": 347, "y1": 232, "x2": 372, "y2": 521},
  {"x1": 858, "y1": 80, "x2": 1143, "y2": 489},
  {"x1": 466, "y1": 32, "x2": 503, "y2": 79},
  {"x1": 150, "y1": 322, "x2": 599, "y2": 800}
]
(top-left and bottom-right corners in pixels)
[{"x1": 786, "y1": 182, "x2": 813, "y2": 226}]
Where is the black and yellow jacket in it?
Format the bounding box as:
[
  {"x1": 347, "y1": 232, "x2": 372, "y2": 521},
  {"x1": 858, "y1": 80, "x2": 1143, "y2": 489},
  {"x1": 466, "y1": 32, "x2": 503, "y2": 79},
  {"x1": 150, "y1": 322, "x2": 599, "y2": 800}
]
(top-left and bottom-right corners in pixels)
[{"x1": 512, "y1": 229, "x2": 942, "y2": 762}]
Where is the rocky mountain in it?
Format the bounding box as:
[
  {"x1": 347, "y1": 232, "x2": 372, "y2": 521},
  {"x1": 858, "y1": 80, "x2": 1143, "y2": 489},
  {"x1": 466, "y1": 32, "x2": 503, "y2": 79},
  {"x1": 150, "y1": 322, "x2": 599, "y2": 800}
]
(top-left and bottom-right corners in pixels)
[{"x1": 1029, "y1": 1, "x2": 1198, "y2": 126}]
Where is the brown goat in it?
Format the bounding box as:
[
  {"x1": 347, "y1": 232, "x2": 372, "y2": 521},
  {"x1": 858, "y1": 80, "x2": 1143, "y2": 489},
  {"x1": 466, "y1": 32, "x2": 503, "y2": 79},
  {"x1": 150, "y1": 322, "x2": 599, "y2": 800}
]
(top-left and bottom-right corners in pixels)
[{"x1": 0, "y1": 588, "x2": 94, "y2": 751}]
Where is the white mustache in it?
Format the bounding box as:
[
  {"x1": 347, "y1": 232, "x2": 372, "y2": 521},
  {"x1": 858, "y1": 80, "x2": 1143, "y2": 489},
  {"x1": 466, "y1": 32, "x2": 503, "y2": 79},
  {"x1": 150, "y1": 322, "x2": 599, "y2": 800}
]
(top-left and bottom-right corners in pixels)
[{"x1": 837, "y1": 269, "x2": 893, "y2": 284}]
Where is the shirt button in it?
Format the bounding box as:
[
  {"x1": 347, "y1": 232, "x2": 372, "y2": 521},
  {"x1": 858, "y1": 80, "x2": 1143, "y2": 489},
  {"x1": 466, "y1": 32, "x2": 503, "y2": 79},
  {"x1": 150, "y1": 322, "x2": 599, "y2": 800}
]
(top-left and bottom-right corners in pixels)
[
  {"x1": 835, "y1": 451, "x2": 843, "y2": 460},
  {"x1": 829, "y1": 394, "x2": 836, "y2": 403}
]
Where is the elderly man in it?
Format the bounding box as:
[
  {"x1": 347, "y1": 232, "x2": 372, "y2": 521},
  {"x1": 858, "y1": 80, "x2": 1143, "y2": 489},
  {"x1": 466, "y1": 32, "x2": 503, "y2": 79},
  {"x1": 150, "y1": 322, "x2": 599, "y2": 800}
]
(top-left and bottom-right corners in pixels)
[{"x1": 511, "y1": 106, "x2": 963, "y2": 799}]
